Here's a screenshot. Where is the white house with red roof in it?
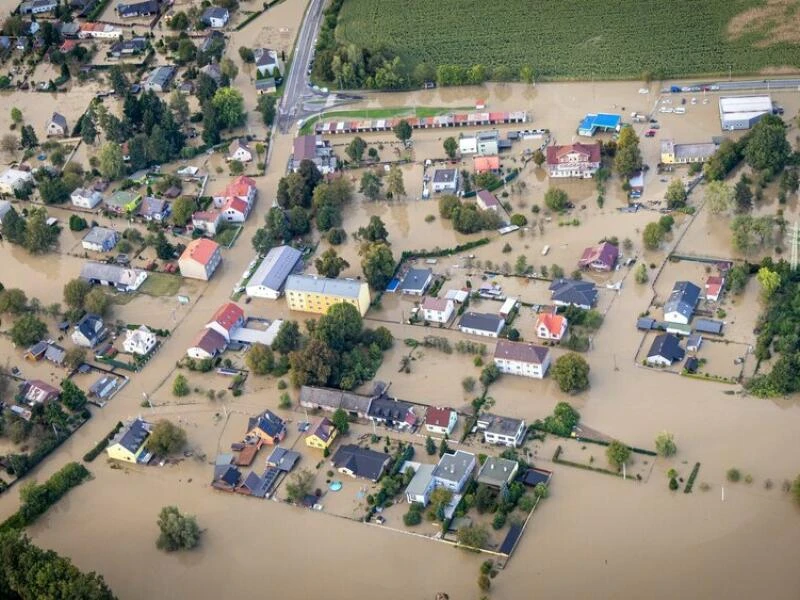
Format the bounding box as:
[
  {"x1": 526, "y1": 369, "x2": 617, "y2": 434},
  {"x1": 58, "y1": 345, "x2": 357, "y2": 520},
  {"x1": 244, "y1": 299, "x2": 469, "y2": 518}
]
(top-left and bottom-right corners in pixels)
[
  {"x1": 705, "y1": 275, "x2": 725, "y2": 302},
  {"x1": 420, "y1": 296, "x2": 455, "y2": 323},
  {"x1": 220, "y1": 196, "x2": 251, "y2": 222},
  {"x1": 225, "y1": 176, "x2": 257, "y2": 204},
  {"x1": 535, "y1": 313, "x2": 568, "y2": 341},
  {"x1": 205, "y1": 302, "x2": 245, "y2": 342},
  {"x1": 187, "y1": 328, "x2": 228, "y2": 360},
  {"x1": 546, "y1": 142, "x2": 601, "y2": 179},
  {"x1": 192, "y1": 210, "x2": 222, "y2": 236},
  {"x1": 178, "y1": 238, "x2": 222, "y2": 281},
  {"x1": 425, "y1": 407, "x2": 458, "y2": 436}
]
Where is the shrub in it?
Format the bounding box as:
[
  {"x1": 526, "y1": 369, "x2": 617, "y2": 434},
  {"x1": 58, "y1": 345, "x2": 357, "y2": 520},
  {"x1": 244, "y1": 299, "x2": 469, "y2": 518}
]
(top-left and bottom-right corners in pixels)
[
  {"x1": 655, "y1": 431, "x2": 677, "y2": 457},
  {"x1": 726, "y1": 468, "x2": 741, "y2": 482},
  {"x1": 491, "y1": 512, "x2": 506, "y2": 530},
  {"x1": 156, "y1": 506, "x2": 200, "y2": 552},
  {"x1": 669, "y1": 477, "x2": 679, "y2": 490}
]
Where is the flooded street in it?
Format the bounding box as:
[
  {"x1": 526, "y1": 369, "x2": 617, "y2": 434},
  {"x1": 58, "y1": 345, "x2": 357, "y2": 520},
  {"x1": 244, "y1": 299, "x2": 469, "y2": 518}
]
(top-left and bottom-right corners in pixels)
[{"x1": 0, "y1": 7, "x2": 798, "y2": 596}]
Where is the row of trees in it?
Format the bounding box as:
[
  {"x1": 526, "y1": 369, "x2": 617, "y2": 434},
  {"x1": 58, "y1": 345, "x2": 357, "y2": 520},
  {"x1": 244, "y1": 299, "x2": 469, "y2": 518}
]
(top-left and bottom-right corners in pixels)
[
  {"x1": 0, "y1": 207, "x2": 59, "y2": 254},
  {"x1": 438, "y1": 195, "x2": 503, "y2": 234}
]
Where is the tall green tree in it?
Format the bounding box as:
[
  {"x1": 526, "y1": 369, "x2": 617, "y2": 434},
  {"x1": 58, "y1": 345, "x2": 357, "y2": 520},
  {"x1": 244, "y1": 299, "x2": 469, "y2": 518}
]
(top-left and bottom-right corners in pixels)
[
  {"x1": 359, "y1": 170, "x2": 382, "y2": 201},
  {"x1": 98, "y1": 142, "x2": 124, "y2": 180},
  {"x1": 147, "y1": 420, "x2": 187, "y2": 455},
  {"x1": 156, "y1": 506, "x2": 200, "y2": 552},
  {"x1": 705, "y1": 180, "x2": 733, "y2": 214},
  {"x1": 614, "y1": 126, "x2": 642, "y2": 178},
  {"x1": 314, "y1": 302, "x2": 363, "y2": 353},
  {"x1": 443, "y1": 137, "x2": 457, "y2": 159},
  {"x1": 211, "y1": 87, "x2": 246, "y2": 129},
  {"x1": 357, "y1": 215, "x2": 388, "y2": 243},
  {"x1": 11, "y1": 313, "x2": 47, "y2": 346},
  {"x1": 393, "y1": 119, "x2": 412, "y2": 142},
  {"x1": 386, "y1": 165, "x2": 405, "y2": 198},
  {"x1": 552, "y1": 352, "x2": 590, "y2": 393},
  {"x1": 315, "y1": 248, "x2": 349, "y2": 278},
  {"x1": 744, "y1": 114, "x2": 790, "y2": 173},
  {"x1": 345, "y1": 136, "x2": 366, "y2": 162},
  {"x1": 360, "y1": 242, "x2": 395, "y2": 290}
]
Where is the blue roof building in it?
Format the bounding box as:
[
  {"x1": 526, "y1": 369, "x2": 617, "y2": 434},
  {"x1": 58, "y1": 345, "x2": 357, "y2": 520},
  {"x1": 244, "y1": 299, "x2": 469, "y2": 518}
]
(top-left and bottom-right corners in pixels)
[{"x1": 578, "y1": 113, "x2": 622, "y2": 136}]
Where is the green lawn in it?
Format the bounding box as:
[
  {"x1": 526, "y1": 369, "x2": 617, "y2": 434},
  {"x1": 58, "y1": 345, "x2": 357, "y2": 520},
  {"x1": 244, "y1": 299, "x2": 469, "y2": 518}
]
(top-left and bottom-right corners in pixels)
[
  {"x1": 215, "y1": 225, "x2": 242, "y2": 248},
  {"x1": 138, "y1": 272, "x2": 182, "y2": 297},
  {"x1": 300, "y1": 106, "x2": 470, "y2": 134},
  {"x1": 336, "y1": 0, "x2": 800, "y2": 80}
]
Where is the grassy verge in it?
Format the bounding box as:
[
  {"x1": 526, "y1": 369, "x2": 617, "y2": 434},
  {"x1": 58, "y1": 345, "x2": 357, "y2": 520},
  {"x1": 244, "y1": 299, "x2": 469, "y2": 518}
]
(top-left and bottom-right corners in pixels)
[
  {"x1": 139, "y1": 272, "x2": 182, "y2": 297},
  {"x1": 299, "y1": 106, "x2": 471, "y2": 135}
]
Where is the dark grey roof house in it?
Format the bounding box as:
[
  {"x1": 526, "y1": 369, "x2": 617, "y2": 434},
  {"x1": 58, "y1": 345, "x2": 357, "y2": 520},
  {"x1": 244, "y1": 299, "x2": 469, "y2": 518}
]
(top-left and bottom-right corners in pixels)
[
  {"x1": 694, "y1": 318, "x2": 724, "y2": 335},
  {"x1": 246, "y1": 409, "x2": 286, "y2": 443},
  {"x1": 459, "y1": 311, "x2": 505, "y2": 337},
  {"x1": 549, "y1": 278, "x2": 598, "y2": 309},
  {"x1": 266, "y1": 446, "x2": 301, "y2": 472},
  {"x1": 367, "y1": 396, "x2": 417, "y2": 429},
  {"x1": 332, "y1": 444, "x2": 391, "y2": 481},
  {"x1": 663, "y1": 281, "x2": 701, "y2": 325},
  {"x1": 397, "y1": 268, "x2": 433, "y2": 295},
  {"x1": 299, "y1": 386, "x2": 374, "y2": 418},
  {"x1": 646, "y1": 333, "x2": 685, "y2": 366},
  {"x1": 117, "y1": 0, "x2": 158, "y2": 18},
  {"x1": 71, "y1": 313, "x2": 108, "y2": 348}
]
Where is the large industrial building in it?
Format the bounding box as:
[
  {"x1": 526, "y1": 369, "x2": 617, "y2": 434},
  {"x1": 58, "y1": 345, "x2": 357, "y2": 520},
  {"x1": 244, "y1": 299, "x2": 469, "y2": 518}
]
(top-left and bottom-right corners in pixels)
[{"x1": 718, "y1": 96, "x2": 772, "y2": 131}]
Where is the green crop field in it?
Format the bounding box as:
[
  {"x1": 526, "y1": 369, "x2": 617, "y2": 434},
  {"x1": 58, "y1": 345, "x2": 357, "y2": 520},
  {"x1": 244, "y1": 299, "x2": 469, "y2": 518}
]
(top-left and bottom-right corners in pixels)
[{"x1": 336, "y1": 0, "x2": 800, "y2": 80}]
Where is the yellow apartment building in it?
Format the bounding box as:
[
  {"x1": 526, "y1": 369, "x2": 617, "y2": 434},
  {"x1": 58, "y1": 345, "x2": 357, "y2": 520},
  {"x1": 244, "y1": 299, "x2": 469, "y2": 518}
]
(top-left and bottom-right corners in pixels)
[{"x1": 284, "y1": 275, "x2": 371, "y2": 317}]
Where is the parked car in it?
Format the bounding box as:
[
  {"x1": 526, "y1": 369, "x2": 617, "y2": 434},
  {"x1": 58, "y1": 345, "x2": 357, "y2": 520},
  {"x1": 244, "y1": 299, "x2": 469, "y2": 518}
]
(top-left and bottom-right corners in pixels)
[{"x1": 644, "y1": 130, "x2": 656, "y2": 137}]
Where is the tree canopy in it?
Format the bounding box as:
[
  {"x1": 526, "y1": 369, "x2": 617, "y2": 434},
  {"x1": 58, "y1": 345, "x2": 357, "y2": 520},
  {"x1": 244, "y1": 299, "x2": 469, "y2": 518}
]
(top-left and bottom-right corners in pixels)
[
  {"x1": 146, "y1": 420, "x2": 187, "y2": 455},
  {"x1": 360, "y1": 242, "x2": 395, "y2": 290},
  {"x1": 156, "y1": 506, "x2": 200, "y2": 552},
  {"x1": 551, "y1": 353, "x2": 590, "y2": 393}
]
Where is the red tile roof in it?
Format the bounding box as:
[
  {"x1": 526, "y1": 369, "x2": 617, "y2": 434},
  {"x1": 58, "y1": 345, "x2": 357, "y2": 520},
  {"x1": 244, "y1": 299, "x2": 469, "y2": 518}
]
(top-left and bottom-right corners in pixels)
[
  {"x1": 536, "y1": 313, "x2": 566, "y2": 337},
  {"x1": 225, "y1": 175, "x2": 256, "y2": 199},
  {"x1": 473, "y1": 156, "x2": 500, "y2": 173},
  {"x1": 545, "y1": 143, "x2": 601, "y2": 166},
  {"x1": 209, "y1": 302, "x2": 244, "y2": 332},
  {"x1": 181, "y1": 238, "x2": 220, "y2": 266},
  {"x1": 578, "y1": 241, "x2": 619, "y2": 270},
  {"x1": 222, "y1": 196, "x2": 249, "y2": 215},
  {"x1": 425, "y1": 406, "x2": 454, "y2": 428}
]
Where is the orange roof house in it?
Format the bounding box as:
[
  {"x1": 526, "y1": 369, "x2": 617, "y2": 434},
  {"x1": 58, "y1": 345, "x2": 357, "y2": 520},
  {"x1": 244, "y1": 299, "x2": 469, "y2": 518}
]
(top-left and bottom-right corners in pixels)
[
  {"x1": 473, "y1": 155, "x2": 500, "y2": 174},
  {"x1": 178, "y1": 238, "x2": 222, "y2": 281},
  {"x1": 535, "y1": 312, "x2": 567, "y2": 341}
]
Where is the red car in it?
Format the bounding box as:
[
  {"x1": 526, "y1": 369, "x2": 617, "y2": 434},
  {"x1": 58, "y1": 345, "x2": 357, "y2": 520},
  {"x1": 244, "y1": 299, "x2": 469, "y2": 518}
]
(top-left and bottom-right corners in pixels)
[{"x1": 644, "y1": 129, "x2": 656, "y2": 137}]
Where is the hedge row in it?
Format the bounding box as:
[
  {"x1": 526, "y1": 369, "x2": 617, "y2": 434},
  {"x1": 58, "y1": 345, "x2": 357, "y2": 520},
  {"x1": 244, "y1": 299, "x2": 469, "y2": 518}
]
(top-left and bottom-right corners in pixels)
[
  {"x1": 552, "y1": 445, "x2": 640, "y2": 481},
  {"x1": 684, "y1": 462, "x2": 701, "y2": 493},
  {"x1": 83, "y1": 421, "x2": 124, "y2": 463},
  {"x1": 399, "y1": 237, "x2": 490, "y2": 261}
]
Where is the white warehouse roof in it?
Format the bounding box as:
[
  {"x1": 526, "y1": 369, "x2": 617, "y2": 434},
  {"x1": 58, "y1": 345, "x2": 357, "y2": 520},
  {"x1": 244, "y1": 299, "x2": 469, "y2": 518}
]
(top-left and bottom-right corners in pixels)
[{"x1": 719, "y1": 95, "x2": 772, "y2": 122}]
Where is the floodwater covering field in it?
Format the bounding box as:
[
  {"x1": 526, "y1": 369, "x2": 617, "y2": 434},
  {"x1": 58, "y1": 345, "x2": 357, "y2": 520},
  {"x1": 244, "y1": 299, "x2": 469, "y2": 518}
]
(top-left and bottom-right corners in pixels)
[{"x1": 336, "y1": 0, "x2": 800, "y2": 79}]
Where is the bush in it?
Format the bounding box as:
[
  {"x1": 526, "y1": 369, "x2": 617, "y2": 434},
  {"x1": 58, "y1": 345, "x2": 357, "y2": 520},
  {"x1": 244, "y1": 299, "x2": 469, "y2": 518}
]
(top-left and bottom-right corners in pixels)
[
  {"x1": 462, "y1": 376, "x2": 476, "y2": 392},
  {"x1": 403, "y1": 507, "x2": 422, "y2": 526},
  {"x1": 726, "y1": 468, "x2": 741, "y2": 482},
  {"x1": 491, "y1": 512, "x2": 506, "y2": 530},
  {"x1": 655, "y1": 431, "x2": 677, "y2": 457},
  {"x1": 156, "y1": 506, "x2": 200, "y2": 552},
  {"x1": 83, "y1": 421, "x2": 123, "y2": 462},
  {"x1": 669, "y1": 477, "x2": 679, "y2": 490}
]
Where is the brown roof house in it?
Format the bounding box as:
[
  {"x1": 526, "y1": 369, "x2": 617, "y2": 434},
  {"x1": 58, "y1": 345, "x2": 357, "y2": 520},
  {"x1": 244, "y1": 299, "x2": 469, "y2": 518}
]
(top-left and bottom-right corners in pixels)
[
  {"x1": 546, "y1": 142, "x2": 601, "y2": 179},
  {"x1": 578, "y1": 241, "x2": 619, "y2": 272},
  {"x1": 20, "y1": 379, "x2": 60, "y2": 405},
  {"x1": 493, "y1": 339, "x2": 551, "y2": 379}
]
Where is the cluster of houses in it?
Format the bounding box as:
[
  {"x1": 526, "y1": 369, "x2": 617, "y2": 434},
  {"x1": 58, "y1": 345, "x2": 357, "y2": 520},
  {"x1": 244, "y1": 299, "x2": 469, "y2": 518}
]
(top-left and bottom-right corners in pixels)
[
  {"x1": 70, "y1": 184, "x2": 173, "y2": 221},
  {"x1": 191, "y1": 175, "x2": 258, "y2": 238},
  {"x1": 641, "y1": 277, "x2": 727, "y2": 368},
  {"x1": 186, "y1": 301, "x2": 283, "y2": 360}
]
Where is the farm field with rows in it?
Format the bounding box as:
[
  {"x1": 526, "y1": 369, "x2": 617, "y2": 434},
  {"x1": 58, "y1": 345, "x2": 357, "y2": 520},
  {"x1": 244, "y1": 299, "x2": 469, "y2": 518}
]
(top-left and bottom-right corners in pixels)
[{"x1": 336, "y1": 0, "x2": 800, "y2": 80}]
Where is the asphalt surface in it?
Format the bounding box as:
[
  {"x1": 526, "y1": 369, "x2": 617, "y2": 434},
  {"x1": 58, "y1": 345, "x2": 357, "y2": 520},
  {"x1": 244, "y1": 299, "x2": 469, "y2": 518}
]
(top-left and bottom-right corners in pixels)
[{"x1": 278, "y1": 0, "x2": 325, "y2": 132}]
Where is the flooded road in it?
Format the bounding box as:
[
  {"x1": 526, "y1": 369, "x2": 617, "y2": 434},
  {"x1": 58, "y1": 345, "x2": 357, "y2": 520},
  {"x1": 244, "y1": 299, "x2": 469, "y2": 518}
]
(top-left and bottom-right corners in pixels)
[{"x1": 0, "y1": 13, "x2": 798, "y2": 598}]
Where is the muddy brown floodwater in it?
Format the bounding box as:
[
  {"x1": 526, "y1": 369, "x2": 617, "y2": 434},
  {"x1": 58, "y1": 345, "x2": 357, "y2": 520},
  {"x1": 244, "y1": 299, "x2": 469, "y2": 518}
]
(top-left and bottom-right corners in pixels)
[{"x1": 0, "y1": 7, "x2": 798, "y2": 596}]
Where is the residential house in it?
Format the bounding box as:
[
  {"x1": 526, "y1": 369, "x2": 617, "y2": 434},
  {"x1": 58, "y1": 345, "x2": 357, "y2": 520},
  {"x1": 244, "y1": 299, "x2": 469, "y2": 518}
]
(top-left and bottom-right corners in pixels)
[
  {"x1": 299, "y1": 386, "x2": 373, "y2": 419},
  {"x1": 246, "y1": 409, "x2": 287, "y2": 445},
  {"x1": 71, "y1": 187, "x2": 103, "y2": 209},
  {"x1": 19, "y1": 0, "x2": 57, "y2": 14},
  {"x1": 79, "y1": 262, "x2": 147, "y2": 292},
  {"x1": 191, "y1": 210, "x2": 222, "y2": 236},
  {"x1": 368, "y1": 396, "x2": 417, "y2": 430},
  {"x1": 476, "y1": 189, "x2": 500, "y2": 211},
  {"x1": 46, "y1": 112, "x2": 68, "y2": 137},
  {"x1": 186, "y1": 328, "x2": 227, "y2": 360},
  {"x1": 332, "y1": 444, "x2": 391, "y2": 481},
  {"x1": 473, "y1": 155, "x2": 500, "y2": 174},
  {"x1": 201, "y1": 6, "x2": 229, "y2": 27},
  {"x1": 78, "y1": 23, "x2": 122, "y2": 39},
  {"x1": 459, "y1": 312, "x2": 505, "y2": 338},
  {"x1": 71, "y1": 314, "x2": 108, "y2": 348},
  {"x1": 255, "y1": 78, "x2": 276, "y2": 95},
  {"x1": 420, "y1": 296, "x2": 455, "y2": 324},
  {"x1": 476, "y1": 456, "x2": 519, "y2": 489},
  {"x1": 493, "y1": 339, "x2": 551, "y2": 379},
  {"x1": 81, "y1": 226, "x2": 118, "y2": 252},
  {"x1": 228, "y1": 138, "x2": 253, "y2": 163},
  {"x1": 694, "y1": 319, "x2": 724, "y2": 335},
  {"x1": 44, "y1": 344, "x2": 66, "y2": 366},
  {"x1": 199, "y1": 62, "x2": 223, "y2": 85},
  {"x1": 477, "y1": 413, "x2": 526, "y2": 447},
  {"x1": 245, "y1": 245, "x2": 303, "y2": 299},
  {"x1": 59, "y1": 37, "x2": 80, "y2": 55},
  {"x1": 105, "y1": 190, "x2": 141, "y2": 214},
  {"x1": 212, "y1": 465, "x2": 241, "y2": 491},
  {"x1": 285, "y1": 275, "x2": 371, "y2": 317},
  {"x1": 178, "y1": 238, "x2": 222, "y2": 281},
  {"x1": 123, "y1": 325, "x2": 157, "y2": 355},
  {"x1": 205, "y1": 302, "x2": 245, "y2": 342},
  {"x1": 535, "y1": 312, "x2": 567, "y2": 341},
  {"x1": 498, "y1": 296, "x2": 519, "y2": 319},
  {"x1": 705, "y1": 276, "x2": 725, "y2": 302},
  {"x1": 89, "y1": 375, "x2": 121, "y2": 401},
  {"x1": 0, "y1": 168, "x2": 33, "y2": 195},
  {"x1": 24, "y1": 341, "x2": 48, "y2": 361},
  {"x1": 546, "y1": 142, "x2": 601, "y2": 178},
  {"x1": 431, "y1": 169, "x2": 458, "y2": 193},
  {"x1": 220, "y1": 196, "x2": 250, "y2": 222},
  {"x1": 432, "y1": 450, "x2": 476, "y2": 493},
  {"x1": 138, "y1": 196, "x2": 169, "y2": 221},
  {"x1": 664, "y1": 281, "x2": 701, "y2": 325},
  {"x1": 549, "y1": 278, "x2": 598, "y2": 310},
  {"x1": 198, "y1": 30, "x2": 223, "y2": 53},
  {"x1": 223, "y1": 175, "x2": 258, "y2": 204},
  {"x1": 305, "y1": 417, "x2": 337, "y2": 450},
  {"x1": 253, "y1": 48, "x2": 284, "y2": 78},
  {"x1": 117, "y1": 0, "x2": 159, "y2": 18},
  {"x1": 60, "y1": 19, "x2": 83, "y2": 36},
  {"x1": 459, "y1": 130, "x2": 499, "y2": 156},
  {"x1": 142, "y1": 65, "x2": 176, "y2": 93},
  {"x1": 578, "y1": 241, "x2": 619, "y2": 272},
  {"x1": 290, "y1": 135, "x2": 336, "y2": 175},
  {"x1": 106, "y1": 418, "x2": 153, "y2": 463},
  {"x1": 398, "y1": 268, "x2": 432, "y2": 296},
  {"x1": 424, "y1": 407, "x2": 458, "y2": 436},
  {"x1": 20, "y1": 379, "x2": 60, "y2": 405},
  {"x1": 646, "y1": 333, "x2": 685, "y2": 367},
  {"x1": 405, "y1": 464, "x2": 436, "y2": 506},
  {"x1": 108, "y1": 36, "x2": 147, "y2": 57}
]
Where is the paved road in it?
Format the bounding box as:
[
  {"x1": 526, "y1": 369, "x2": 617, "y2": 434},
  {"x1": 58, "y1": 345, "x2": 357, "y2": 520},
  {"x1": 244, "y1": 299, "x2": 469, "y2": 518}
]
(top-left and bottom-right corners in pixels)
[{"x1": 278, "y1": 0, "x2": 325, "y2": 132}]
